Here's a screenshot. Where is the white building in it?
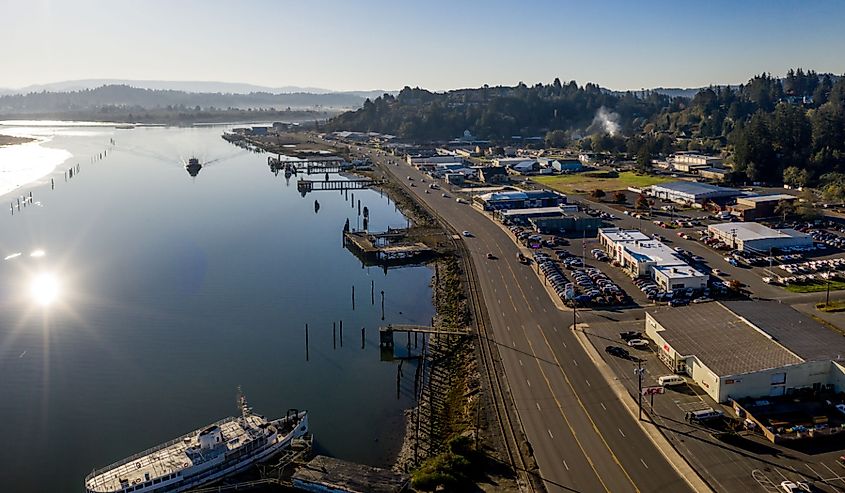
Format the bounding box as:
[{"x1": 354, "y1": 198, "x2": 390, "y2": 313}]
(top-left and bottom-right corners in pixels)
[
  {"x1": 648, "y1": 181, "x2": 740, "y2": 205},
  {"x1": 407, "y1": 155, "x2": 463, "y2": 170},
  {"x1": 707, "y1": 222, "x2": 812, "y2": 253},
  {"x1": 670, "y1": 152, "x2": 723, "y2": 171},
  {"x1": 645, "y1": 301, "x2": 845, "y2": 403},
  {"x1": 598, "y1": 228, "x2": 707, "y2": 291}
]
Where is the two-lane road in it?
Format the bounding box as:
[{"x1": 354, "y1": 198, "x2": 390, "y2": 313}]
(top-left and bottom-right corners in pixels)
[{"x1": 363, "y1": 151, "x2": 695, "y2": 493}]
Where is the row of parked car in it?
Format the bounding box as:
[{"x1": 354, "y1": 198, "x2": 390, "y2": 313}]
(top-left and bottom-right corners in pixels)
[
  {"x1": 633, "y1": 278, "x2": 713, "y2": 305},
  {"x1": 570, "y1": 267, "x2": 628, "y2": 306},
  {"x1": 535, "y1": 253, "x2": 571, "y2": 302},
  {"x1": 809, "y1": 229, "x2": 845, "y2": 249},
  {"x1": 779, "y1": 257, "x2": 845, "y2": 275},
  {"x1": 590, "y1": 248, "x2": 610, "y2": 262}
]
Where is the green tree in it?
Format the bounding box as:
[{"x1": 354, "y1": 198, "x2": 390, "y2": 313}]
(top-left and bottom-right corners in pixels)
[
  {"x1": 545, "y1": 129, "x2": 569, "y2": 148},
  {"x1": 590, "y1": 189, "x2": 606, "y2": 200},
  {"x1": 635, "y1": 194, "x2": 649, "y2": 209},
  {"x1": 775, "y1": 200, "x2": 796, "y2": 222},
  {"x1": 614, "y1": 191, "x2": 627, "y2": 203},
  {"x1": 782, "y1": 166, "x2": 809, "y2": 188}
]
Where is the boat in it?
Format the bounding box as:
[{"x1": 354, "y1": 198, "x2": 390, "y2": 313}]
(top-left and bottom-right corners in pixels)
[
  {"x1": 84, "y1": 392, "x2": 308, "y2": 493},
  {"x1": 185, "y1": 157, "x2": 202, "y2": 177}
]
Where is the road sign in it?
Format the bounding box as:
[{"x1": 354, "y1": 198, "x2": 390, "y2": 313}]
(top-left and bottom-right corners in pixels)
[{"x1": 642, "y1": 386, "x2": 665, "y2": 396}]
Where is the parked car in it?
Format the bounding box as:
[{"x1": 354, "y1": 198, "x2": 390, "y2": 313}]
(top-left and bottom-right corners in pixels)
[
  {"x1": 605, "y1": 346, "x2": 630, "y2": 358},
  {"x1": 486, "y1": 253, "x2": 496, "y2": 260},
  {"x1": 627, "y1": 339, "x2": 649, "y2": 348},
  {"x1": 779, "y1": 480, "x2": 811, "y2": 492},
  {"x1": 462, "y1": 231, "x2": 473, "y2": 237}
]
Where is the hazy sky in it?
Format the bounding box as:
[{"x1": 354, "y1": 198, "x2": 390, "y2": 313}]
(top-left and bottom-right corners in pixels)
[{"x1": 2, "y1": 0, "x2": 844, "y2": 91}]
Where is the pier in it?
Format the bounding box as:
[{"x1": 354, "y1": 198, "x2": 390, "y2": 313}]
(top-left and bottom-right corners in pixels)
[
  {"x1": 269, "y1": 155, "x2": 347, "y2": 175},
  {"x1": 343, "y1": 229, "x2": 433, "y2": 266},
  {"x1": 379, "y1": 324, "x2": 469, "y2": 349},
  {"x1": 298, "y1": 178, "x2": 384, "y2": 194}
]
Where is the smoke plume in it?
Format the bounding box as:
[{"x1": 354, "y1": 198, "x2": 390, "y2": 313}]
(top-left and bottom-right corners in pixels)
[{"x1": 591, "y1": 106, "x2": 621, "y2": 137}]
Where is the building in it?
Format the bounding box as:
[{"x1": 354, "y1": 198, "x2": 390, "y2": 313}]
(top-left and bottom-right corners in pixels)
[
  {"x1": 545, "y1": 159, "x2": 584, "y2": 173},
  {"x1": 478, "y1": 166, "x2": 509, "y2": 184},
  {"x1": 598, "y1": 228, "x2": 707, "y2": 291},
  {"x1": 645, "y1": 301, "x2": 845, "y2": 403},
  {"x1": 407, "y1": 155, "x2": 462, "y2": 171},
  {"x1": 728, "y1": 194, "x2": 798, "y2": 221},
  {"x1": 670, "y1": 152, "x2": 723, "y2": 172},
  {"x1": 510, "y1": 160, "x2": 540, "y2": 175},
  {"x1": 493, "y1": 157, "x2": 532, "y2": 168},
  {"x1": 698, "y1": 167, "x2": 730, "y2": 182},
  {"x1": 444, "y1": 172, "x2": 465, "y2": 186},
  {"x1": 474, "y1": 190, "x2": 566, "y2": 211},
  {"x1": 707, "y1": 222, "x2": 812, "y2": 253},
  {"x1": 529, "y1": 212, "x2": 603, "y2": 234},
  {"x1": 648, "y1": 181, "x2": 740, "y2": 205}
]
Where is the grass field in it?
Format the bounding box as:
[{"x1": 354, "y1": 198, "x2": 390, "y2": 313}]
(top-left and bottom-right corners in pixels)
[
  {"x1": 784, "y1": 280, "x2": 845, "y2": 293},
  {"x1": 533, "y1": 171, "x2": 674, "y2": 194}
]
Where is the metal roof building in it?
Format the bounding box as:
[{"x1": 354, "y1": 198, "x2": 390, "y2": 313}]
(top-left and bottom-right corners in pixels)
[
  {"x1": 648, "y1": 181, "x2": 740, "y2": 204},
  {"x1": 707, "y1": 222, "x2": 812, "y2": 252},
  {"x1": 645, "y1": 301, "x2": 845, "y2": 402}
]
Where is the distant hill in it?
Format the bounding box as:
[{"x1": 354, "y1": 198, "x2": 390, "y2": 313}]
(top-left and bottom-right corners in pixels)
[
  {"x1": 0, "y1": 79, "x2": 394, "y2": 99},
  {"x1": 0, "y1": 84, "x2": 371, "y2": 114}
]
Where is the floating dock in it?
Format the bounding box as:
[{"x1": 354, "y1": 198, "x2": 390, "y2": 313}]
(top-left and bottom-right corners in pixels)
[
  {"x1": 291, "y1": 455, "x2": 409, "y2": 493},
  {"x1": 343, "y1": 230, "x2": 433, "y2": 266},
  {"x1": 269, "y1": 155, "x2": 347, "y2": 175}
]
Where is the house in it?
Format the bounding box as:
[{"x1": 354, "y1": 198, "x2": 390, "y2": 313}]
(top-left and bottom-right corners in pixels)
[{"x1": 478, "y1": 166, "x2": 509, "y2": 184}]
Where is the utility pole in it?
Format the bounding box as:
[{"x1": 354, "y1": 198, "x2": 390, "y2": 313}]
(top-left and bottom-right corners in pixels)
[
  {"x1": 634, "y1": 359, "x2": 644, "y2": 421},
  {"x1": 827, "y1": 268, "x2": 832, "y2": 307}
]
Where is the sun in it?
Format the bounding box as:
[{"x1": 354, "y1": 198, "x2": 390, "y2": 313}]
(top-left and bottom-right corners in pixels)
[{"x1": 30, "y1": 273, "x2": 60, "y2": 306}]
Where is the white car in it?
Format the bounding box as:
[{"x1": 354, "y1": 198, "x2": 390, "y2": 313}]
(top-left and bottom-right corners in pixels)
[
  {"x1": 835, "y1": 403, "x2": 845, "y2": 415},
  {"x1": 462, "y1": 231, "x2": 473, "y2": 237},
  {"x1": 627, "y1": 339, "x2": 649, "y2": 348},
  {"x1": 780, "y1": 480, "x2": 811, "y2": 492}
]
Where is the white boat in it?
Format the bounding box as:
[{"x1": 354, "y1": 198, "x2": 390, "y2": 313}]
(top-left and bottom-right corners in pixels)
[{"x1": 85, "y1": 392, "x2": 307, "y2": 493}]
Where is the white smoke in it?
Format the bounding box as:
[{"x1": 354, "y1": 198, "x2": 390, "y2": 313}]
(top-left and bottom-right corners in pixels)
[{"x1": 591, "y1": 106, "x2": 621, "y2": 137}]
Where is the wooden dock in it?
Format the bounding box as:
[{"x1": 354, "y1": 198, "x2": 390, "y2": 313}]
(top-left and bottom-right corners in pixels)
[
  {"x1": 379, "y1": 325, "x2": 469, "y2": 349},
  {"x1": 298, "y1": 178, "x2": 384, "y2": 194},
  {"x1": 269, "y1": 155, "x2": 347, "y2": 174},
  {"x1": 343, "y1": 230, "x2": 433, "y2": 265}
]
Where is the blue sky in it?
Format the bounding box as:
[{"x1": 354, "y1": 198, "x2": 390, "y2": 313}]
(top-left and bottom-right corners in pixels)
[{"x1": 2, "y1": 0, "x2": 843, "y2": 91}]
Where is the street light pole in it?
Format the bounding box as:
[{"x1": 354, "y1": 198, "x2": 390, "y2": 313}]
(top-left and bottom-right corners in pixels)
[
  {"x1": 634, "y1": 359, "x2": 644, "y2": 421},
  {"x1": 827, "y1": 268, "x2": 832, "y2": 307}
]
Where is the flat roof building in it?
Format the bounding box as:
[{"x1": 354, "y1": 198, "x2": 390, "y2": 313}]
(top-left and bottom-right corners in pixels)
[
  {"x1": 707, "y1": 222, "x2": 812, "y2": 253},
  {"x1": 648, "y1": 181, "x2": 740, "y2": 205},
  {"x1": 475, "y1": 190, "x2": 565, "y2": 211},
  {"x1": 728, "y1": 194, "x2": 798, "y2": 221},
  {"x1": 598, "y1": 228, "x2": 707, "y2": 291},
  {"x1": 646, "y1": 301, "x2": 845, "y2": 403}
]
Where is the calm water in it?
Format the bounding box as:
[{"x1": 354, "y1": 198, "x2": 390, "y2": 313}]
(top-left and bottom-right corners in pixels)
[{"x1": 0, "y1": 124, "x2": 433, "y2": 491}]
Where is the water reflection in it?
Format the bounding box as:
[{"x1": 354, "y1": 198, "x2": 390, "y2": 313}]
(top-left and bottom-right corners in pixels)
[{"x1": 29, "y1": 272, "x2": 60, "y2": 306}]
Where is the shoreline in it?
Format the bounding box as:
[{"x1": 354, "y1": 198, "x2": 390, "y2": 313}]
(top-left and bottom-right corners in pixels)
[{"x1": 0, "y1": 134, "x2": 35, "y2": 147}]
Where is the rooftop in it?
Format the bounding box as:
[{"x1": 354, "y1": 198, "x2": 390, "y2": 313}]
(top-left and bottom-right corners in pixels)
[
  {"x1": 709, "y1": 222, "x2": 810, "y2": 242},
  {"x1": 479, "y1": 189, "x2": 563, "y2": 202},
  {"x1": 736, "y1": 194, "x2": 798, "y2": 204},
  {"x1": 599, "y1": 228, "x2": 650, "y2": 244},
  {"x1": 723, "y1": 300, "x2": 845, "y2": 362},
  {"x1": 648, "y1": 303, "x2": 803, "y2": 376},
  {"x1": 651, "y1": 181, "x2": 739, "y2": 197}
]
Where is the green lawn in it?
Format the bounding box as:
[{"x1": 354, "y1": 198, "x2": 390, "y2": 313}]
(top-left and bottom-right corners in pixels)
[
  {"x1": 784, "y1": 280, "x2": 845, "y2": 293},
  {"x1": 533, "y1": 171, "x2": 674, "y2": 194},
  {"x1": 817, "y1": 300, "x2": 845, "y2": 312}
]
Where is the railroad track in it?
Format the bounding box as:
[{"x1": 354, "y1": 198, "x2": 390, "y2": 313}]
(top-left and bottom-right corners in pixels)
[{"x1": 370, "y1": 158, "x2": 537, "y2": 492}]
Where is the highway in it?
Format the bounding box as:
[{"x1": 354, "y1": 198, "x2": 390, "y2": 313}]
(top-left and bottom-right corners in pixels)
[{"x1": 358, "y1": 149, "x2": 695, "y2": 493}]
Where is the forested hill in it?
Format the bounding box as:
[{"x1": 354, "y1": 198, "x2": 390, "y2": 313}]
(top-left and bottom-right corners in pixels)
[
  {"x1": 327, "y1": 81, "x2": 672, "y2": 141},
  {"x1": 0, "y1": 84, "x2": 365, "y2": 114}
]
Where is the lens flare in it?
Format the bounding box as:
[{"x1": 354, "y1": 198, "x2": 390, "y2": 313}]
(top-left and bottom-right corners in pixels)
[{"x1": 30, "y1": 273, "x2": 60, "y2": 306}]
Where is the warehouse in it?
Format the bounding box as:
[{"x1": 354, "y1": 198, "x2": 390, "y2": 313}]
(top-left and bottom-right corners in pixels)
[
  {"x1": 645, "y1": 301, "x2": 845, "y2": 403},
  {"x1": 727, "y1": 194, "x2": 798, "y2": 221},
  {"x1": 474, "y1": 190, "x2": 566, "y2": 211},
  {"x1": 707, "y1": 222, "x2": 812, "y2": 252},
  {"x1": 648, "y1": 181, "x2": 740, "y2": 205},
  {"x1": 599, "y1": 228, "x2": 708, "y2": 291}
]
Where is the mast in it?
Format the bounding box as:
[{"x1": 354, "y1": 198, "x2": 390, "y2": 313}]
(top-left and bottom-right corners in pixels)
[{"x1": 237, "y1": 386, "x2": 252, "y2": 422}]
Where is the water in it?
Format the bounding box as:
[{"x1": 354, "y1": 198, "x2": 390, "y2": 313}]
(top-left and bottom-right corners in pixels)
[{"x1": 0, "y1": 124, "x2": 433, "y2": 491}]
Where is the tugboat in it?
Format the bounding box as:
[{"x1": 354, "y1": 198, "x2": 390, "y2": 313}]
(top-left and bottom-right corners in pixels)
[
  {"x1": 84, "y1": 391, "x2": 308, "y2": 493},
  {"x1": 185, "y1": 157, "x2": 202, "y2": 177}
]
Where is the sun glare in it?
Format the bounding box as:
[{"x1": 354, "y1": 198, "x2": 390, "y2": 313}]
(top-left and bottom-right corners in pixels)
[{"x1": 30, "y1": 273, "x2": 60, "y2": 306}]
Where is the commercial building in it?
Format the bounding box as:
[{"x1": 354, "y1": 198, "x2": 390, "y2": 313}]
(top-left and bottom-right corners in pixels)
[
  {"x1": 670, "y1": 152, "x2": 723, "y2": 172},
  {"x1": 707, "y1": 222, "x2": 812, "y2": 252},
  {"x1": 474, "y1": 190, "x2": 566, "y2": 211},
  {"x1": 648, "y1": 181, "x2": 740, "y2": 205},
  {"x1": 478, "y1": 166, "x2": 509, "y2": 184},
  {"x1": 728, "y1": 194, "x2": 798, "y2": 221},
  {"x1": 407, "y1": 155, "x2": 463, "y2": 171},
  {"x1": 645, "y1": 301, "x2": 845, "y2": 403},
  {"x1": 698, "y1": 167, "x2": 730, "y2": 182},
  {"x1": 598, "y1": 228, "x2": 707, "y2": 291},
  {"x1": 496, "y1": 207, "x2": 600, "y2": 233}
]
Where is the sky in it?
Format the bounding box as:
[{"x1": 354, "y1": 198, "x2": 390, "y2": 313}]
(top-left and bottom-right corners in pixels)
[{"x1": 2, "y1": 0, "x2": 844, "y2": 92}]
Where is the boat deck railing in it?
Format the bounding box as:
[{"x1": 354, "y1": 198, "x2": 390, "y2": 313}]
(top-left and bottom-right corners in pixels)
[{"x1": 85, "y1": 416, "x2": 234, "y2": 483}]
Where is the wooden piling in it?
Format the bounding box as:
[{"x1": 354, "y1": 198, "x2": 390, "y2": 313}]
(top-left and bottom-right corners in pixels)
[
  {"x1": 361, "y1": 327, "x2": 365, "y2": 349},
  {"x1": 333, "y1": 322, "x2": 336, "y2": 350},
  {"x1": 371, "y1": 280, "x2": 374, "y2": 305},
  {"x1": 340, "y1": 321, "x2": 343, "y2": 347},
  {"x1": 305, "y1": 323, "x2": 310, "y2": 361},
  {"x1": 352, "y1": 285, "x2": 355, "y2": 310},
  {"x1": 381, "y1": 290, "x2": 385, "y2": 320}
]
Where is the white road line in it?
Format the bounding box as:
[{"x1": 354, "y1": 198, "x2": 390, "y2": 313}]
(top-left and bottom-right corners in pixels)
[
  {"x1": 519, "y1": 359, "x2": 523, "y2": 367},
  {"x1": 562, "y1": 341, "x2": 566, "y2": 347},
  {"x1": 640, "y1": 458, "x2": 648, "y2": 469},
  {"x1": 585, "y1": 379, "x2": 591, "y2": 387},
  {"x1": 526, "y1": 379, "x2": 531, "y2": 387},
  {"x1": 774, "y1": 469, "x2": 789, "y2": 481},
  {"x1": 618, "y1": 428, "x2": 626, "y2": 438},
  {"x1": 821, "y1": 463, "x2": 845, "y2": 487},
  {"x1": 563, "y1": 460, "x2": 569, "y2": 471},
  {"x1": 554, "y1": 327, "x2": 558, "y2": 333},
  {"x1": 512, "y1": 340, "x2": 516, "y2": 347},
  {"x1": 600, "y1": 402, "x2": 607, "y2": 411},
  {"x1": 536, "y1": 402, "x2": 541, "y2": 411},
  {"x1": 573, "y1": 359, "x2": 578, "y2": 366},
  {"x1": 507, "y1": 326, "x2": 511, "y2": 332},
  {"x1": 547, "y1": 429, "x2": 554, "y2": 439}
]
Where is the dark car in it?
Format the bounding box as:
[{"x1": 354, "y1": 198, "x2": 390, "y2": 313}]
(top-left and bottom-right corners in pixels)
[
  {"x1": 605, "y1": 346, "x2": 630, "y2": 358},
  {"x1": 669, "y1": 298, "x2": 689, "y2": 307},
  {"x1": 619, "y1": 331, "x2": 642, "y2": 341}
]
